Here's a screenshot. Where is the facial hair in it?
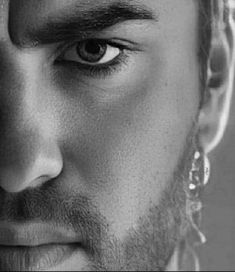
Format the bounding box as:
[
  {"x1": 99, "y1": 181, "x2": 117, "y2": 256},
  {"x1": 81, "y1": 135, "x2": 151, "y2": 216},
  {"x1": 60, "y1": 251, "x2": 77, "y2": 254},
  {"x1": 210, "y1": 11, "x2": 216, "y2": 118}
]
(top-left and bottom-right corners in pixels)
[
  {"x1": 90, "y1": 126, "x2": 196, "y2": 271},
  {"x1": 0, "y1": 127, "x2": 196, "y2": 271}
]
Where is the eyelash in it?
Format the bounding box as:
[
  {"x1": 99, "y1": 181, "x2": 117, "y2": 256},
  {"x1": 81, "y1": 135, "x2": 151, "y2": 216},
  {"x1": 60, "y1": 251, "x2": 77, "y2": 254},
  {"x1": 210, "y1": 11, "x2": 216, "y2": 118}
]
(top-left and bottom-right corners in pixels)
[{"x1": 55, "y1": 39, "x2": 131, "y2": 78}]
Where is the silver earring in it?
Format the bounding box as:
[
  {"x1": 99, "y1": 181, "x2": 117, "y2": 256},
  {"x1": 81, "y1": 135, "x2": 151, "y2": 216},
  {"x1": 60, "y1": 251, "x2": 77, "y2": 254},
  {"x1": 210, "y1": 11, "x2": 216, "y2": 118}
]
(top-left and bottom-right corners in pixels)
[
  {"x1": 186, "y1": 150, "x2": 210, "y2": 246},
  {"x1": 188, "y1": 151, "x2": 210, "y2": 198}
]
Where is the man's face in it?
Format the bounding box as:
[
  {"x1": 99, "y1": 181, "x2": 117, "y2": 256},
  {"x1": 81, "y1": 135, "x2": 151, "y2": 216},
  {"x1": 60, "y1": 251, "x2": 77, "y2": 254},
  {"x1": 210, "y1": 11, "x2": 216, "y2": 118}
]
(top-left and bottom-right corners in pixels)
[{"x1": 0, "y1": 0, "x2": 200, "y2": 270}]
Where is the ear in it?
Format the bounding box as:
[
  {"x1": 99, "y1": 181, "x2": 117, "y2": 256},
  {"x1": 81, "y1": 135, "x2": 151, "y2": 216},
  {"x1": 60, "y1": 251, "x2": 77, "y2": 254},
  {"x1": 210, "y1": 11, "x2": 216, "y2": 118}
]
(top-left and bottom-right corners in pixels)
[{"x1": 198, "y1": 7, "x2": 235, "y2": 154}]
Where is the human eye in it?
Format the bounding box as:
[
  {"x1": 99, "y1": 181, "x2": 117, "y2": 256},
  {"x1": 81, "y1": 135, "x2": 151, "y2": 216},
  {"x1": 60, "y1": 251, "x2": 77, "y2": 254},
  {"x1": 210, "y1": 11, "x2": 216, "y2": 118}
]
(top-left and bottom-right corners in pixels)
[{"x1": 55, "y1": 39, "x2": 132, "y2": 77}]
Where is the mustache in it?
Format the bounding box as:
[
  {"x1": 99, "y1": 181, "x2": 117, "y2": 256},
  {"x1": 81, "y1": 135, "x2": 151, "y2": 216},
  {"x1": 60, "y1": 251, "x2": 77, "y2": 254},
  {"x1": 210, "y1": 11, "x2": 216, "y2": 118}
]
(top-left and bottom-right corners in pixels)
[{"x1": 0, "y1": 180, "x2": 107, "y2": 251}]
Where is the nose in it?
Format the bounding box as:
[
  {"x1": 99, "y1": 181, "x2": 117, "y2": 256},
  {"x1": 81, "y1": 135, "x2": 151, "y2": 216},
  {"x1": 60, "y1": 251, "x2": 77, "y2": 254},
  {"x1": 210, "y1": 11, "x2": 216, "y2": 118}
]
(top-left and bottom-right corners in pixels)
[{"x1": 0, "y1": 51, "x2": 63, "y2": 193}]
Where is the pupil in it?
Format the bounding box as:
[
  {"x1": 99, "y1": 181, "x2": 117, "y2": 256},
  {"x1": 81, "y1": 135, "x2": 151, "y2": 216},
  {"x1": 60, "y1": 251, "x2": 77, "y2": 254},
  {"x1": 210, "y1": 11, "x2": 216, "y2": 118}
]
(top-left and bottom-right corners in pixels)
[{"x1": 85, "y1": 41, "x2": 102, "y2": 55}]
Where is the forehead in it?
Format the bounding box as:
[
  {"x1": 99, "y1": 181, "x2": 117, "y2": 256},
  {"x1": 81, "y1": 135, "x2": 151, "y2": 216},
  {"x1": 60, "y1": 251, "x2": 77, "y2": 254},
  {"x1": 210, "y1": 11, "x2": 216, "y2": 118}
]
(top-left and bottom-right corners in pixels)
[{"x1": 8, "y1": 0, "x2": 197, "y2": 44}]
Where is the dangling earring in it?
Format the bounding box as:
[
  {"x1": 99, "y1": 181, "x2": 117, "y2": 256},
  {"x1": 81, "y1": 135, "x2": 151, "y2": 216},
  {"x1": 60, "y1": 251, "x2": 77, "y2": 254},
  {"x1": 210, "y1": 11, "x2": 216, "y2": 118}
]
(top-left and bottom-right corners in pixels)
[{"x1": 186, "y1": 150, "x2": 210, "y2": 246}]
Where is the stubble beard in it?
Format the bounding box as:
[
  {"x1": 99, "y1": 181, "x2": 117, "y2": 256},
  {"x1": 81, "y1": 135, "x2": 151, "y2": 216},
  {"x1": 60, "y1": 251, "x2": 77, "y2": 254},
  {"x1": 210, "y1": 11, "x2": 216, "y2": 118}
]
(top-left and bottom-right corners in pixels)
[
  {"x1": 0, "y1": 126, "x2": 197, "y2": 272},
  {"x1": 88, "y1": 126, "x2": 197, "y2": 271}
]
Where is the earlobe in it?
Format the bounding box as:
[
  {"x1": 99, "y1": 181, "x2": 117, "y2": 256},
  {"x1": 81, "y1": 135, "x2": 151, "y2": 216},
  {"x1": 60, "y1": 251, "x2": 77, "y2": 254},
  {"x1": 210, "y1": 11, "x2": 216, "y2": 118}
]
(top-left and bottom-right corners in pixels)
[{"x1": 198, "y1": 29, "x2": 234, "y2": 153}]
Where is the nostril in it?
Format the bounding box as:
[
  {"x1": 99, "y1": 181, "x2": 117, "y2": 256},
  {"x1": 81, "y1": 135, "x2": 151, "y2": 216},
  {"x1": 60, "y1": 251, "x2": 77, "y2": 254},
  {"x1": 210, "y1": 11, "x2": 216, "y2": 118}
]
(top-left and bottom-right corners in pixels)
[
  {"x1": 30, "y1": 175, "x2": 54, "y2": 189},
  {"x1": 26, "y1": 146, "x2": 63, "y2": 189},
  {"x1": 0, "y1": 140, "x2": 63, "y2": 193}
]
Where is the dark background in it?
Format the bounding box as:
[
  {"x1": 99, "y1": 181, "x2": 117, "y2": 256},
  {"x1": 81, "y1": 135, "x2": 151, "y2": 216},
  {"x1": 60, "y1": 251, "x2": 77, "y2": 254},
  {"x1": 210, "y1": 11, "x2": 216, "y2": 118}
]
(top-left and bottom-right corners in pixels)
[{"x1": 198, "y1": 90, "x2": 235, "y2": 271}]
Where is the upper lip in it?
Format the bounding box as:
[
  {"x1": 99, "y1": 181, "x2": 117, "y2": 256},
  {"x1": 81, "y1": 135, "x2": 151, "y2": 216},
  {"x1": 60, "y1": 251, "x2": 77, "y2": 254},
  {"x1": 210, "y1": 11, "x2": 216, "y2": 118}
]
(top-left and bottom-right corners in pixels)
[{"x1": 0, "y1": 222, "x2": 81, "y2": 247}]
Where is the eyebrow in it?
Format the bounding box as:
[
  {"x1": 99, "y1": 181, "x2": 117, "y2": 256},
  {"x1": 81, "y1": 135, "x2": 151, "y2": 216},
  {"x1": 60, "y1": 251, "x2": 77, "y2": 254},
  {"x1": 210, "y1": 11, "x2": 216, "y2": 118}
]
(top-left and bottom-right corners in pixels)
[{"x1": 19, "y1": 2, "x2": 157, "y2": 47}]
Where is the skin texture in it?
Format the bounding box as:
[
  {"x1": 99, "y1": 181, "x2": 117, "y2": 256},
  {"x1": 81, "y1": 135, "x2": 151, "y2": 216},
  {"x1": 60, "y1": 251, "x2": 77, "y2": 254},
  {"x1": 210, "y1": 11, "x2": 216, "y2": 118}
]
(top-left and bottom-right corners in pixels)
[{"x1": 0, "y1": 0, "x2": 204, "y2": 270}]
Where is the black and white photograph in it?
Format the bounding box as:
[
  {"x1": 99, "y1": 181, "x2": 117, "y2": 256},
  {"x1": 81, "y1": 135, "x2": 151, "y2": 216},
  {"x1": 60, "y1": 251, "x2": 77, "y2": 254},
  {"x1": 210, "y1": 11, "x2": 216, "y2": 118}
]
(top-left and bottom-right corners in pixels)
[{"x1": 0, "y1": 0, "x2": 234, "y2": 271}]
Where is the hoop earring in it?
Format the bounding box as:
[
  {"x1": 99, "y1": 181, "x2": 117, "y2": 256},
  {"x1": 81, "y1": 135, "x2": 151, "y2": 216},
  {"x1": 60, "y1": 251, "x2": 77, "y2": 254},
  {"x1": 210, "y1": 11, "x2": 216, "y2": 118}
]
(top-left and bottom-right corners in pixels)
[{"x1": 186, "y1": 150, "x2": 210, "y2": 246}]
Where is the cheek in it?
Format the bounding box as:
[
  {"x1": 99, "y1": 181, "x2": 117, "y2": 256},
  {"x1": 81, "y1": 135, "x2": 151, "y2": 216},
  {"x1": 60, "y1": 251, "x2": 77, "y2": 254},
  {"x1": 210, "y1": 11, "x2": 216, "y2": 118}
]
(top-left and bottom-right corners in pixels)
[
  {"x1": 96, "y1": 64, "x2": 199, "y2": 238},
  {"x1": 52, "y1": 44, "x2": 200, "y2": 240}
]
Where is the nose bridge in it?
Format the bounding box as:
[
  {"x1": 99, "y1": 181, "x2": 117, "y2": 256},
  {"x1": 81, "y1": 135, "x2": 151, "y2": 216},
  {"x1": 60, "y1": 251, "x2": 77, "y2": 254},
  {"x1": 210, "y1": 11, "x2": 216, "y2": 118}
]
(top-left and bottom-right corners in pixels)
[
  {"x1": 0, "y1": 50, "x2": 40, "y2": 173},
  {"x1": 0, "y1": 49, "x2": 63, "y2": 193}
]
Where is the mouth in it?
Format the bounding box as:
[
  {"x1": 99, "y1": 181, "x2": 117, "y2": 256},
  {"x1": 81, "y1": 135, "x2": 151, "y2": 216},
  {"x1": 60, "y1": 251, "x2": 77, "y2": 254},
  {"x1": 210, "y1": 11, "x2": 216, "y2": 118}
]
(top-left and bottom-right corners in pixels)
[
  {"x1": 0, "y1": 222, "x2": 83, "y2": 271},
  {"x1": 0, "y1": 243, "x2": 80, "y2": 271}
]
